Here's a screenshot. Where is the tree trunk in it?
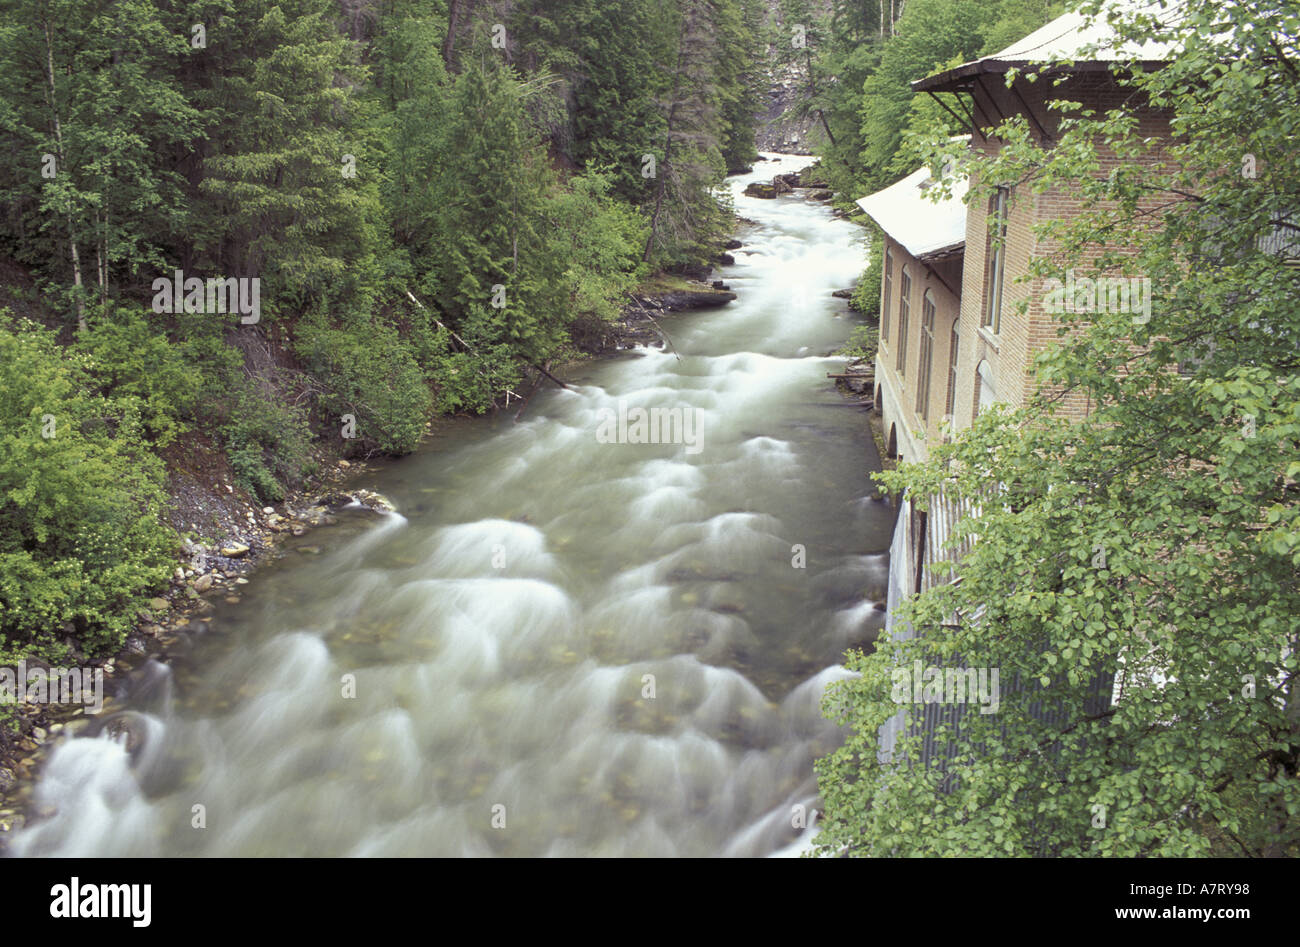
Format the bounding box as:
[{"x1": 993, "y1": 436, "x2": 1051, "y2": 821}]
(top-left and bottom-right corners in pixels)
[
  {"x1": 803, "y1": 49, "x2": 836, "y2": 146},
  {"x1": 42, "y1": 21, "x2": 85, "y2": 331},
  {"x1": 443, "y1": 0, "x2": 471, "y2": 72},
  {"x1": 643, "y1": 11, "x2": 690, "y2": 264}
]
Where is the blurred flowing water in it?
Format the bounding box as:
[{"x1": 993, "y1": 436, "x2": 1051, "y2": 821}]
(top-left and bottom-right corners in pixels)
[{"x1": 12, "y1": 154, "x2": 895, "y2": 857}]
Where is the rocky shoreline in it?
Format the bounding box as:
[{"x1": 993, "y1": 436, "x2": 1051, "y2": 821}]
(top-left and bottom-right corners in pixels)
[{"x1": 0, "y1": 458, "x2": 400, "y2": 850}]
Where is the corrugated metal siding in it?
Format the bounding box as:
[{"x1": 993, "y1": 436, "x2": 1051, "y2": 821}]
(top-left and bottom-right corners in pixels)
[
  {"x1": 918, "y1": 488, "x2": 980, "y2": 592},
  {"x1": 877, "y1": 488, "x2": 1115, "y2": 786},
  {"x1": 1260, "y1": 219, "x2": 1300, "y2": 260}
]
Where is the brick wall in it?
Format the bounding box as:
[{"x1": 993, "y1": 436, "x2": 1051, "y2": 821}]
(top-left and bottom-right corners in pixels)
[
  {"x1": 875, "y1": 235, "x2": 964, "y2": 463},
  {"x1": 948, "y1": 71, "x2": 1174, "y2": 432}
]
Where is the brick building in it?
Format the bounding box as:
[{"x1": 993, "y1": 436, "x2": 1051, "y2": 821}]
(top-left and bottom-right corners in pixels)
[
  {"x1": 860, "y1": 6, "x2": 1175, "y2": 467},
  {"x1": 856, "y1": 161, "x2": 968, "y2": 465},
  {"x1": 865, "y1": 5, "x2": 1177, "y2": 762}
]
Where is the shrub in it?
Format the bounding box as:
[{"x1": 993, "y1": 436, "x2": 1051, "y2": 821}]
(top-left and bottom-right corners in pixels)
[
  {"x1": 294, "y1": 308, "x2": 434, "y2": 454},
  {"x1": 851, "y1": 236, "x2": 883, "y2": 319},
  {"x1": 221, "y1": 382, "x2": 312, "y2": 503},
  {"x1": 0, "y1": 313, "x2": 173, "y2": 661},
  {"x1": 74, "y1": 305, "x2": 202, "y2": 446}
]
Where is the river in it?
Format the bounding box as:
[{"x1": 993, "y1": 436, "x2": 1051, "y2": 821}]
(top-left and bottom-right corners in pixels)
[{"x1": 12, "y1": 154, "x2": 894, "y2": 858}]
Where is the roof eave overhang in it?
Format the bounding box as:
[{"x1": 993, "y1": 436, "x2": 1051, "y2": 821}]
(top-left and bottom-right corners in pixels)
[
  {"x1": 918, "y1": 243, "x2": 965, "y2": 264},
  {"x1": 912, "y1": 58, "x2": 1167, "y2": 95}
]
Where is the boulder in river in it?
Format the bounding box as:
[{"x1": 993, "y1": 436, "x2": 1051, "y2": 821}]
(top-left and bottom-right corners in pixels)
[
  {"x1": 659, "y1": 286, "x2": 737, "y2": 311},
  {"x1": 315, "y1": 489, "x2": 398, "y2": 514}
]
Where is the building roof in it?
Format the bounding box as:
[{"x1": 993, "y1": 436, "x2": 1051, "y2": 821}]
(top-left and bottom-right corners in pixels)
[
  {"x1": 856, "y1": 165, "x2": 969, "y2": 261},
  {"x1": 913, "y1": 1, "x2": 1180, "y2": 93}
]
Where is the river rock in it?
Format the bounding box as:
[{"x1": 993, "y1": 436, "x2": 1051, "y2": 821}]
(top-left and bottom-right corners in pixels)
[
  {"x1": 773, "y1": 173, "x2": 797, "y2": 195},
  {"x1": 101, "y1": 713, "x2": 147, "y2": 754},
  {"x1": 299, "y1": 506, "x2": 330, "y2": 527},
  {"x1": 149, "y1": 597, "x2": 169, "y2": 612},
  {"x1": 743, "y1": 182, "x2": 776, "y2": 199},
  {"x1": 192, "y1": 573, "x2": 214, "y2": 593},
  {"x1": 353, "y1": 490, "x2": 397, "y2": 514},
  {"x1": 221, "y1": 542, "x2": 250, "y2": 558},
  {"x1": 659, "y1": 287, "x2": 737, "y2": 311}
]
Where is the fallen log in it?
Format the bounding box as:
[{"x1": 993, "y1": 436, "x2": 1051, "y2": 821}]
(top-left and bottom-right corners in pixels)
[{"x1": 528, "y1": 361, "x2": 571, "y2": 390}]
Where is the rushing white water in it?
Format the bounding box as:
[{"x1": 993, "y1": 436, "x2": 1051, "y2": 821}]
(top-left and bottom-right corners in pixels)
[{"x1": 12, "y1": 154, "x2": 894, "y2": 857}]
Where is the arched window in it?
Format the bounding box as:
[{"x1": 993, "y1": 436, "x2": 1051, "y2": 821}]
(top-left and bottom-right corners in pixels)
[
  {"x1": 983, "y1": 186, "x2": 1010, "y2": 334},
  {"x1": 976, "y1": 359, "x2": 998, "y2": 416},
  {"x1": 915, "y1": 290, "x2": 936, "y2": 419},
  {"x1": 896, "y1": 265, "x2": 911, "y2": 374},
  {"x1": 881, "y1": 248, "x2": 893, "y2": 342},
  {"x1": 945, "y1": 320, "x2": 960, "y2": 418}
]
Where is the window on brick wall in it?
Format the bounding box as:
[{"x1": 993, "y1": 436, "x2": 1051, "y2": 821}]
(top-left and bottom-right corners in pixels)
[
  {"x1": 881, "y1": 248, "x2": 893, "y2": 343},
  {"x1": 983, "y1": 186, "x2": 1010, "y2": 334},
  {"x1": 916, "y1": 290, "x2": 936, "y2": 419},
  {"x1": 896, "y1": 265, "x2": 911, "y2": 374},
  {"x1": 976, "y1": 358, "x2": 998, "y2": 417},
  {"x1": 946, "y1": 320, "x2": 960, "y2": 418}
]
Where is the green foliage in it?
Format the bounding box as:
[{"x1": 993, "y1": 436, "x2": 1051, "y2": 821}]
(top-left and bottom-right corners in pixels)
[
  {"x1": 74, "y1": 306, "x2": 201, "y2": 446},
  {"x1": 0, "y1": 313, "x2": 173, "y2": 661},
  {"x1": 547, "y1": 171, "x2": 649, "y2": 325},
  {"x1": 220, "y1": 382, "x2": 311, "y2": 504},
  {"x1": 0, "y1": 0, "x2": 203, "y2": 326},
  {"x1": 836, "y1": 324, "x2": 879, "y2": 361},
  {"x1": 815, "y1": 0, "x2": 1300, "y2": 857},
  {"x1": 431, "y1": 57, "x2": 570, "y2": 364},
  {"x1": 294, "y1": 307, "x2": 433, "y2": 455},
  {"x1": 194, "y1": 0, "x2": 382, "y2": 306},
  {"x1": 429, "y1": 346, "x2": 524, "y2": 417},
  {"x1": 851, "y1": 234, "x2": 884, "y2": 319}
]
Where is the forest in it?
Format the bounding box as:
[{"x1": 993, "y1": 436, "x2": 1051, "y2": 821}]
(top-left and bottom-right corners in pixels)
[{"x1": 0, "y1": 0, "x2": 771, "y2": 664}]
